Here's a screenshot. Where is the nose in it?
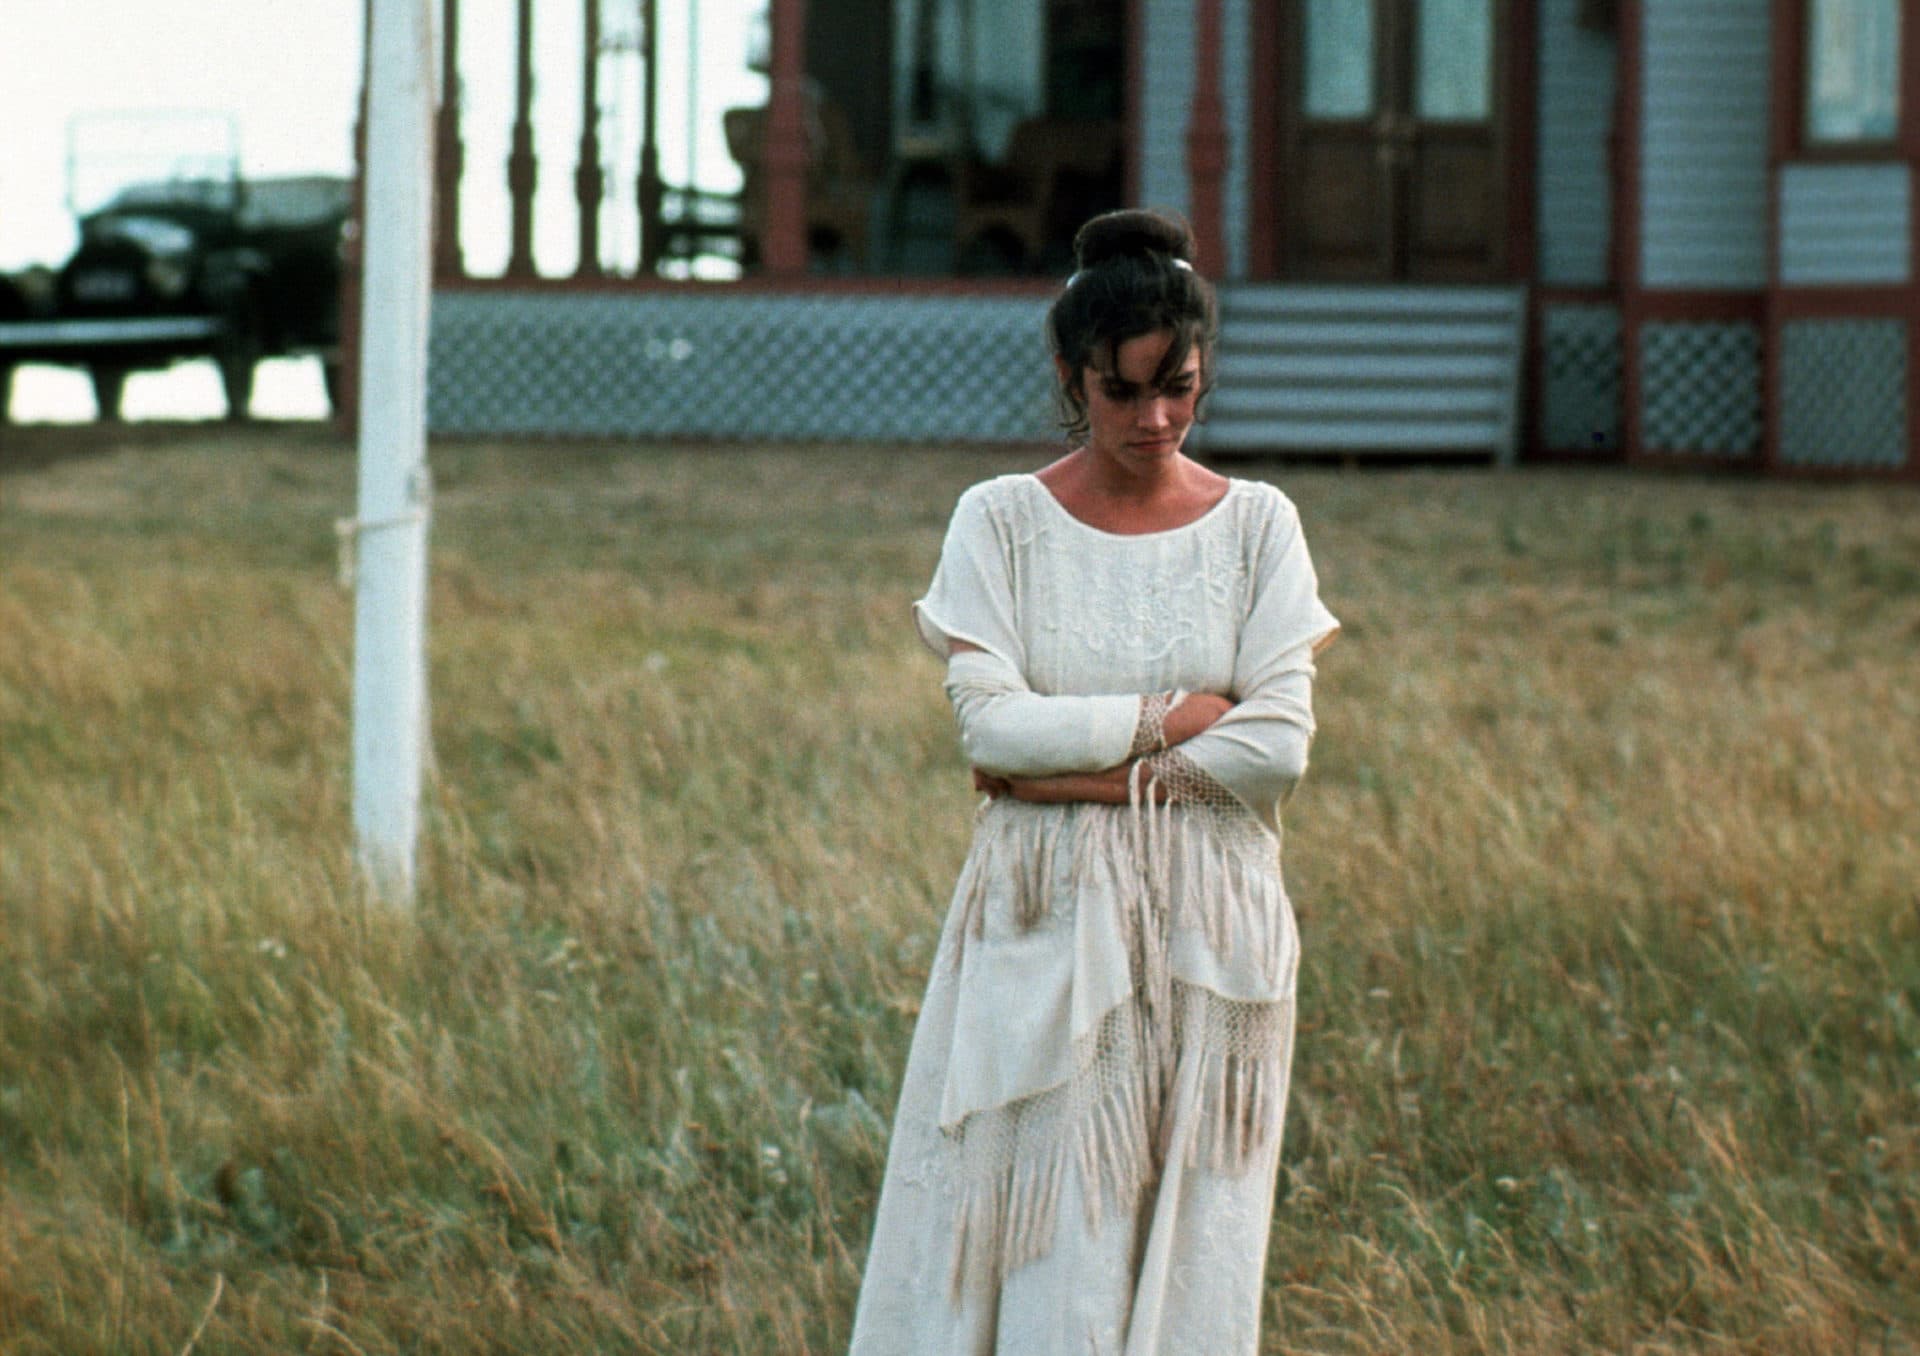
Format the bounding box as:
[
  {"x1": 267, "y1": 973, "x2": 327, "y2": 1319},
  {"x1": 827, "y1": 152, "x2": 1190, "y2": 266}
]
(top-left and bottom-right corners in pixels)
[{"x1": 1138, "y1": 394, "x2": 1173, "y2": 430}]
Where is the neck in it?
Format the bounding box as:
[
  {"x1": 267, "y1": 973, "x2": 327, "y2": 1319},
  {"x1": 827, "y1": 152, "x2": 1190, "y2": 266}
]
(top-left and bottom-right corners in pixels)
[{"x1": 1078, "y1": 445, "x2": 1193, "y2": 499}]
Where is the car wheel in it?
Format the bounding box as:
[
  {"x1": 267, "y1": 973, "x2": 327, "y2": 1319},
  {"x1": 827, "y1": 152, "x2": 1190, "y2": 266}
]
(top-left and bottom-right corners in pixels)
[
  {"x1": 90, "y1": 364, "x2": 129, "y2": 421},
  {"x1": 216, "y1": 326, "x2": 261, "y2": 422},
  {"x1": 322, "y1": 357, "x2": 344, "y2": 415}
]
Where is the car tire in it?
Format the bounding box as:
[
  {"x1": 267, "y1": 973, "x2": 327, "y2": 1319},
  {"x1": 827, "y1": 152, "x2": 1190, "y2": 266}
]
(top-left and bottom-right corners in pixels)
[
  {"x1": 322, "y1": 357, "x2": 344, "y2": 415},
  {"x1": 216, "y1": 320, "x2": 261, "y2": 422},
  {"x1": 90, "y1": 364, "x2": 129, "y2": 421}
]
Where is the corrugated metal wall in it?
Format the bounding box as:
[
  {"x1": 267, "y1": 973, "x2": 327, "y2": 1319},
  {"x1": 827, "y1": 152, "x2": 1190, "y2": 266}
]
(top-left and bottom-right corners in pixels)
[
  {"x1": 1536, "y1": 0, "x2": 1616, "y2": 286},
  {"x1": 1778, "y1": 164, "x2": 1915, "y2": 285},
  {"x1": 427, "y1": 291, "x2": 1053, "y2": 442},
  {"x1": 1138, "y1": 0, "x2": 1196, "y2": 219},
  {"x1": 1639, "y1": 2, "x2": 1771, "y2": 288}
]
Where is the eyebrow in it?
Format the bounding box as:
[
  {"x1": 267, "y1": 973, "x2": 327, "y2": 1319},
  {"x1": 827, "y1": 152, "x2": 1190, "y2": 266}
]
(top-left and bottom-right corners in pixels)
[{"x1": 1098, "y1": 368, "x2": 1199, "y2": 395}]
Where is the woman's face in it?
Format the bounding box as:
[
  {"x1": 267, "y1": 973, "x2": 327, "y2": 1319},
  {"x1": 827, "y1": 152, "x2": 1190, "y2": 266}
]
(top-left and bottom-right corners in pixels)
[{"x1": 1063, "y1": 329, "x2": 1203, "y2": 469}]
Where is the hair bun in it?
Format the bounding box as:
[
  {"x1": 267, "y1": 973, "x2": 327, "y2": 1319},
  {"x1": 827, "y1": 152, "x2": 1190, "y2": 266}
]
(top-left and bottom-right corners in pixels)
[{"x1": 1072, "y1": 209, "x2": 1195, "y2": 271}]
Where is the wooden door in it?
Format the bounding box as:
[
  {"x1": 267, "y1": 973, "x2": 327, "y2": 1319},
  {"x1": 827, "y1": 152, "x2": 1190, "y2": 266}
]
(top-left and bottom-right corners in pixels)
[{"x1": 1278, "y1": 0, "x2": 1510, "y2": 281}]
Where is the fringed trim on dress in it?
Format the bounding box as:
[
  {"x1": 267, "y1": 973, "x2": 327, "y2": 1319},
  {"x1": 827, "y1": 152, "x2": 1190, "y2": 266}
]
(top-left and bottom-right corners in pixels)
[{"x1": 934, "y1": 784, "x2": 1298, "y2": 1298}]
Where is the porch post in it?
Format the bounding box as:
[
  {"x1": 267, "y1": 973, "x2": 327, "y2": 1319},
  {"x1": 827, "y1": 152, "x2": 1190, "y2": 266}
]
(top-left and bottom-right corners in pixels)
[
  {"x1": 506, "y1": 0, "x2": 538, "y2": 278},
  {"x1": 434, "y1": 0, "x2": 465, "y2": 278},
  {"x1": 763, "y1": 0, "x2": 810, "y2": 274},
  {"x1": 638, "y1": 0, "x2": 664, "y2": 273},
  {"x1": 1185, "y1": 0, "x2": 1228, "y2": 275},
  {"x1": 576, "y1": 0, "x2": 604, "y2": 277}
]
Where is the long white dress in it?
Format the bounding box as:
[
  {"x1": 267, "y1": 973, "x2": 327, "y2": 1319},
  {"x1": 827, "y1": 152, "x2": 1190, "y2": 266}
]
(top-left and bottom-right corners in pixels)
[{"x1": 849, "y1": 473, "x2": 1339, "y2": 1356}]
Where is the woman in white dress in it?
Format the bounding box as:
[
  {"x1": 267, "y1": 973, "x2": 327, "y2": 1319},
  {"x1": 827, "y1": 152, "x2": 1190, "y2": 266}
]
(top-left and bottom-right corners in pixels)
[{"x1": 849, "y1": 210, "x2": 1339, "y2": 1355}]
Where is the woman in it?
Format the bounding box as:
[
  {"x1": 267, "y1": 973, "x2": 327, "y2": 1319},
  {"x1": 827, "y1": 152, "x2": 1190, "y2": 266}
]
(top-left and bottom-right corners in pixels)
[{"x1": 849, "y1": 210, "x2": 1339, "y2": 1354}]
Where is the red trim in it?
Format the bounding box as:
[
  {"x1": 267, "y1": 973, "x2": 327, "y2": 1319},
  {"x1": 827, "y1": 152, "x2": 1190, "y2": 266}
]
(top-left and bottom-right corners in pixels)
[
  {"x1": 1506, "y1": 0, "x2": 1539, "y2": 283},
  {"x1": 1187, "y1": 0, "x2": 1229, "y2": 274},
  {"x1": 763, "y1": 0, "x2": 809, "y2": 275},
  {"x1": 1635, "y1": 292, "x2": 1765, "y2": 322},
  {"x1": 1772, "y1": 286, "x2": 1920, "y2": 316},
  {"x1": 1247, "y1": 0, "x2": 1281, "y2": 278},
  {"x1": 433, "y1": 274, "x2": 1060, "y2": 297}
]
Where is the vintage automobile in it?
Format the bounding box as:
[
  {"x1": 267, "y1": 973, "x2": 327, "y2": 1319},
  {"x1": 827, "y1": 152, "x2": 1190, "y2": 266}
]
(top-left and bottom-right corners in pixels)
[{"x1": 0, "y1": 174, "x2": 350, "y2": 422}]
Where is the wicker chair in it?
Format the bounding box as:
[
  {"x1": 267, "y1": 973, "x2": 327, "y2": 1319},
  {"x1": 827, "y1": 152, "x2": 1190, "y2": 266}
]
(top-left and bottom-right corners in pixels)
[
  {"x1": 725, "y1": 92, "x2": 874, "y2": 269},
  {"x1": 952, "y1": 118, "x2": 1121, "y2": 271}
]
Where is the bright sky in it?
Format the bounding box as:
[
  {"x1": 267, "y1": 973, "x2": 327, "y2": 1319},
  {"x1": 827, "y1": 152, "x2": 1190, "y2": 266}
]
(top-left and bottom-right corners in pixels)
[{"x1": 1, "y1": 0, "x2": 763, "y2": 421}]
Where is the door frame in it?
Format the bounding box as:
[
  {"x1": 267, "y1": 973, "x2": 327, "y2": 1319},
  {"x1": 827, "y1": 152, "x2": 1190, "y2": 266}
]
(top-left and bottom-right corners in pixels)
[{"x1": 1245, "y1": 0, "x2": 1538, "y2": 282}]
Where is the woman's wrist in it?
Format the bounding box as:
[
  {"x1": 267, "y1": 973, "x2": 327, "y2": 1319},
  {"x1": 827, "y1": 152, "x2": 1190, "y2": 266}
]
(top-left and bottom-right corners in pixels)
[{"x1": 1162, "y1": 692, "x2": 1234, "y2": 747}]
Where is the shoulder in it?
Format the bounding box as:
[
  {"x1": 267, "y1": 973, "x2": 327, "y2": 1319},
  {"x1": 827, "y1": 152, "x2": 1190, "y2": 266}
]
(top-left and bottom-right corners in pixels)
[
  {"x1": 1223, "y1": 478, "x2": 1304, "y2": 544},
  {"x1": 948, "y1": 474, "x2": 1042, "y2": 533}
]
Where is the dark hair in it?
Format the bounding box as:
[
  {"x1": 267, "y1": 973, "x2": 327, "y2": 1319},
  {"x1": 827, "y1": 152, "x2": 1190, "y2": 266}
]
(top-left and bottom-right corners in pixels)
[{"x1": 1045, "y1": 209, "x2": 1219, "y2": 442}]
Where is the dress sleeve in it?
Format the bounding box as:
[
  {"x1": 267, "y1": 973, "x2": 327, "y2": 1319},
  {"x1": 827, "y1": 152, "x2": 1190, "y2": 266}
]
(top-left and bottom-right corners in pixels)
[
  {"x1": 914, "y1": 484, "x2": 1145, "y2": 777},
  {"x1": 1157, "y1": 489, "x2": 1339, "y2": 830}
]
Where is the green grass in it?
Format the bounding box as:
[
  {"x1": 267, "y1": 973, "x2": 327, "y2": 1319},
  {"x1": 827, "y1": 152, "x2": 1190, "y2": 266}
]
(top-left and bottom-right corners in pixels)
[{"x1": 2, "y1": 423, "x2": 1917, "y2": 1353}]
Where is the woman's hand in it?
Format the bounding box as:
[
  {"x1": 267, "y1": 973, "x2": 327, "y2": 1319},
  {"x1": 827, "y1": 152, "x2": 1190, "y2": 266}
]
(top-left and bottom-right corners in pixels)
[
  {"x1": 972, "y1": 767, "x2": 1013, "y2": 798},
  {"x1": 1162, "y1": 692, "x2": 1233, "y2": 747}
]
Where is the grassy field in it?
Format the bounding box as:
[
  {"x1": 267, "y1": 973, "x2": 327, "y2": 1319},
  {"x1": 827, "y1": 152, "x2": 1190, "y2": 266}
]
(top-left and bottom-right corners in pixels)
[{"x1": 2, "y1": 423, "x2": 1916, "y2": 1354}]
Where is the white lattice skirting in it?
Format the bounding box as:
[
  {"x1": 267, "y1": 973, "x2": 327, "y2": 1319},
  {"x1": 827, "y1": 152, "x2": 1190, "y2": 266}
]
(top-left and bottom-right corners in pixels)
[
  {"x1": 428, "y1": 290, "x2": 1056, "y2": 443},
  {"x1": 1639, "y1": 321, "x2": 1764, "y2": 457},
  {"x1": 1779, "y1": 318, "x2": 1909, "y2": 469},
  {"x1": 1539, "y1": 303, "x2": 1622, "y2": 452}
]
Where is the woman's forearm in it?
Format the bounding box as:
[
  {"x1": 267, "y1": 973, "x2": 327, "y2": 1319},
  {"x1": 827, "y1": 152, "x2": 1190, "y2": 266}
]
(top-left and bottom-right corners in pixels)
[{"x1": 997, "y1": 765, "x2": 1168, "y2": 805}]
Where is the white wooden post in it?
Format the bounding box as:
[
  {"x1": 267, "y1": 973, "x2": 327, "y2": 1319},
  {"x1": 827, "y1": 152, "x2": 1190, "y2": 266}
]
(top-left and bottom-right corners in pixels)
[{"x1": 351, "y1": 0, "x2": 437, "y2": 904}]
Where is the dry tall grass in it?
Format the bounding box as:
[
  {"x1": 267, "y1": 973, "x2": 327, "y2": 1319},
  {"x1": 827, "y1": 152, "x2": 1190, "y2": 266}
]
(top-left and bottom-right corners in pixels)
[{"x1": 2, "y1": 424, "x2": 1916, "y2": 1354}]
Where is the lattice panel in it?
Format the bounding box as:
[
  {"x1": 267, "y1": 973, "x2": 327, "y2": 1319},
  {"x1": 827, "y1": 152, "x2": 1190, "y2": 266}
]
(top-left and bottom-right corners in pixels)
[
  {"x1": 1780, "y1": 319, "x2": 1909, "y2": 468},
  {"x1": 1639, "y1": 321, "x2": 1763, "y2": 456},
  {"x1": 428, "y1": 291, "x2": 1056, "y2": 442},
  {"x1": 1539, "y1": 303, "x2": 1621, "y2": 451}
]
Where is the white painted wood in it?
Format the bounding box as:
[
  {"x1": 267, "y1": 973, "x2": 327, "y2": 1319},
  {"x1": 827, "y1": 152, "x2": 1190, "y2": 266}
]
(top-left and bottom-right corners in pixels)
[
  {"x1": 1222, "y1": 0, "x2": 1252, "y2": 277},
  {"x1": 1537, "y1": 0, "x2": 1616, "y2": 286},
  {"x1": 1779, "y1": 163, "x2": 1913, "y2": 285},
  {"x1": 1640, "y1": 1, "x2": 1771, "y2": 288},
  {"x1": 352, "y1": 0, "x2": 437, "y2": 905},
  {"x1": 1139, "y1": 0, "x2": 1195, "y2": 216}
]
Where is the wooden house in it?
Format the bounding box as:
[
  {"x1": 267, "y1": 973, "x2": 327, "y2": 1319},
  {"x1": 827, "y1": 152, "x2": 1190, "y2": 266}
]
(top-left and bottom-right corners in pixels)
[{"x1": 352, "y1": 0, "x2": 1918, "y2": 474}]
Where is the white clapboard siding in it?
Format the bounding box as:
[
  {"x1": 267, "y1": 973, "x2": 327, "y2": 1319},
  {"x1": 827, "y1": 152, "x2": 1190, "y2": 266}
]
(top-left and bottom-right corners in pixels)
[
  {"x1": 1537, "y1": 0, "x2": 1617, "y2": 287},
  {"x1": 1640, "y1": 1, "x2": 1772, "y2": 288},
  {"x1": 1222, "y1": 0, "x2": 1252, "y2": 278},
  {"x1": 1779, "y1": 163, "x2": 1914, "y2": 285},
  {"x1": 1199, "y1": 285, "x2": 1526, "y2": 460},
  {"x1": 1138, "y1": 1, "x2": 1195, "y2": 219}
]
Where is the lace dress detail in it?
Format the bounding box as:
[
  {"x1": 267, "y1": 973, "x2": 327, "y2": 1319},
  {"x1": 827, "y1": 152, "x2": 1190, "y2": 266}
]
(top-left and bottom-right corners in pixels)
[
  {"x1": 1127, "y1": 692, "x2": 1181, "y2": 760},
  {"x1": 851, "y1": 475, "x2": 1339, "y2": 1356}
]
